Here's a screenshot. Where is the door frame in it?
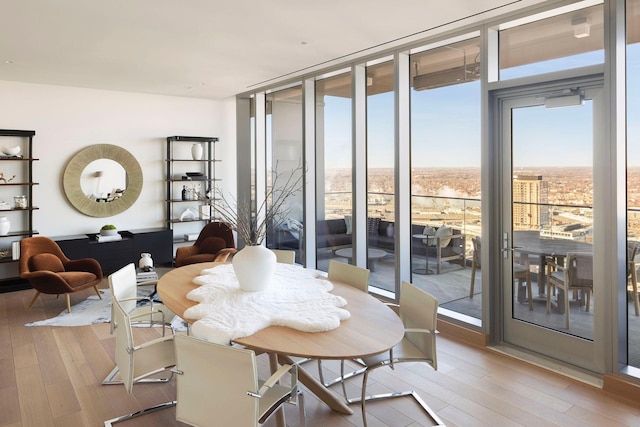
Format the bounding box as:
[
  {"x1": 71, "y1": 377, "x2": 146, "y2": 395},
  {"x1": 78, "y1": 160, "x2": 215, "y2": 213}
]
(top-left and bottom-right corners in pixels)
[{"x1": 490, "y1": 74, "x2": 606, "y2": 374}]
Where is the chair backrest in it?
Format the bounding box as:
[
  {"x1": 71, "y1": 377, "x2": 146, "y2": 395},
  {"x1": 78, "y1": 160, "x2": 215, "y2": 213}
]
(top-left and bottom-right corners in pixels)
[
  {"x1": 399, "y1": 281, "x2": 438, "y2": 369},
  {"x1": 566, "y1": 252, "x2": 593, "y2": 288},
  {"x1": 327, "y1": 260, "x2": 370, "y2": 293},
  {"x1": 19, "y1": 236, "x2": 69, "y2": 275},
  {"x1": 111, "y1": 298, "x2": 136, "y2": 393},
  {"x1": 194, "y1": 221, "x2": 235, "y2": 249},
  {"x1": 472, "y1": 237, "x2": 481, "y2": 267},
  {"x1": 271, "y1": 249, "x2": 295, "y2": 264},
  {"x1": 174, "y1": 334, "x2": 260, "y2": 427},
  {"x1": 109, "y1": 263, "x2": 139, "y2": 314}
]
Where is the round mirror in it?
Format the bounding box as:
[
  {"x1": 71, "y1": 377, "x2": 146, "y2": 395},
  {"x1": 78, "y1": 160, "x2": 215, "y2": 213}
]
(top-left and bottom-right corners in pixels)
[{"x1": 63, "y1": 144, "x2": 143, "y2": 217}]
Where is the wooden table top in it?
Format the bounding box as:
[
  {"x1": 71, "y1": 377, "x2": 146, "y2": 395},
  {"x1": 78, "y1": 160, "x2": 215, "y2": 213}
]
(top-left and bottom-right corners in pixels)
[{"x1": 157, "y1": 262, "x2": 405, "y2": 360}]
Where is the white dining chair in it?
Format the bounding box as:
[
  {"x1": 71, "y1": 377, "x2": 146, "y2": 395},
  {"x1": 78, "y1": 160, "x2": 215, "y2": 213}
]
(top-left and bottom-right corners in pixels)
[
  {"x1": 271, "y1": 249, "x2": 296, "y2": 264},
  {"x1": 342, "y1": 281, "x2": 444, "y2": 427},
  {"x1": 103, "y1": 296, "x2": 176, "y2": 426},
  {"x1": 103, "y1": 263, "x2": 176, "y2": 385},
  {"x1": 172, "y1": 334, "x2": 305, "y2": 427},
  {"x1": 316, "y1": 260, "x2": 371, "y2": 388}
]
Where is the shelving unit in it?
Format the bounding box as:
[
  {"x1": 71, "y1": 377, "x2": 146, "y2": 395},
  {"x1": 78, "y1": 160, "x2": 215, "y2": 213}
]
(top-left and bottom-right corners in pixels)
[
  {"x1": 166, "y1": 136, "x2": 220, "y2": 257},
  {"x1": 0, "y1": 129, "x2": 38, "y2": 285}
]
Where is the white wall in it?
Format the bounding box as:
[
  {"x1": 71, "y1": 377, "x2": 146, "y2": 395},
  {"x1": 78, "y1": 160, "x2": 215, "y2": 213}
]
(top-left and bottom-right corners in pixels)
[{"x1": 0, "y1": 80, "x2": 237, "y2": 240}]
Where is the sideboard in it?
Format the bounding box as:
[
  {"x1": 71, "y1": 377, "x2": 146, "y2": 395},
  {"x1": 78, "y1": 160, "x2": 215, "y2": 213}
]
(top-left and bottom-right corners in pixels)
[{"x1": 55, "y1": 228, "x2": 172, "y2": 275}]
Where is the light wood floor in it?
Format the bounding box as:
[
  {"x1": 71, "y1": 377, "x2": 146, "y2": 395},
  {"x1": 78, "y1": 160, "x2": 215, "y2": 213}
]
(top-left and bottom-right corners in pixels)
[{"x1": 2, "y1": 284, "x2": 640, "y2": 427}]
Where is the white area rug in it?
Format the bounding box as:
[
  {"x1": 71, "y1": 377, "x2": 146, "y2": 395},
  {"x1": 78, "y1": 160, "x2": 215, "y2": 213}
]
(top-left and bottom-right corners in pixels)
[
  {"x1": 24, "y1": 289, "x2": 188, "y2": 331},
  {"x1": 25, "y1": 291, "x2": 112, "y2": 327},
  {"x1": 184, "y1": 263, "x2": 350, "y2": 345}
]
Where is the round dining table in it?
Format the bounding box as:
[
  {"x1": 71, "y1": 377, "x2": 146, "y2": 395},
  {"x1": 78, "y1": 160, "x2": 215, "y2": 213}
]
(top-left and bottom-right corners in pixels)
[{"x1": 157, "y1": 261, "x2": 405, "y2": 416}]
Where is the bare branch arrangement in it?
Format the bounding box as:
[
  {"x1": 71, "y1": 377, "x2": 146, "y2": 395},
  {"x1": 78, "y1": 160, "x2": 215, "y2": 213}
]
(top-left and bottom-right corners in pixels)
[{"x1": 212, "y1": 164, "x2": 305, "y2": 245}]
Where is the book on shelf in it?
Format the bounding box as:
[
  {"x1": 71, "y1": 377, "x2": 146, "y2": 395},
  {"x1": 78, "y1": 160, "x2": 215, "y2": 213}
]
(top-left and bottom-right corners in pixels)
[
  {"x1": 136, "y1": 267, "x2": 158, "y2": 283},
  {"x1": 96, "y1": 234, "x2": 122, "y2": 243},
  {"x1": 11, "y1": 241, "x2": 20, "y2": 260}
]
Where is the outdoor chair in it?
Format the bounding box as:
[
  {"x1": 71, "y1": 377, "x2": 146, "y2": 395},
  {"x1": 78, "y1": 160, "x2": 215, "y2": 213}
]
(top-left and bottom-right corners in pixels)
[
  {"x1": 421, "y1": 224, "x2": 466, "y2": 274},
  {"x1": 546, "y1": 252, "x2": 594, "y2": 329},
  {"x1": 628, "y1": 242, "x2": 640, "y2": 316},
  {"x1": 470, "y1": 236, "x2": 532, "y2": 309}
]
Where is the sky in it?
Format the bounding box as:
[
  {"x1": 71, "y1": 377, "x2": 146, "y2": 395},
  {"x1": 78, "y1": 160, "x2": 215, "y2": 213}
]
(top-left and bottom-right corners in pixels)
[{"x1": 322, "y1": 45, "x2": 640, "y2": 169}]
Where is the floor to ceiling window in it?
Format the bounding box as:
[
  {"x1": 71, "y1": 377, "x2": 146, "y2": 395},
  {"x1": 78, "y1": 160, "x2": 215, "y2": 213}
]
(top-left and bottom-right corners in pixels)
[
  {"x1": 366, "y1": 60, "x2": 397, "y2": 294},
  {"x1": 237, "y1": 0, "x2": 640, "y2": 381},
  {"x1": 265, "y1": 87, "x2": 304, "y2": 258},
  {"x1": 315, "y1": 72, "x2": 353, "y2": 272},
  {"x1": 499, "y1": 4, "x2": 604, "y2": 79},
  {"x1": 409, "y1": 37, "x2": 481, "y2": 320}
]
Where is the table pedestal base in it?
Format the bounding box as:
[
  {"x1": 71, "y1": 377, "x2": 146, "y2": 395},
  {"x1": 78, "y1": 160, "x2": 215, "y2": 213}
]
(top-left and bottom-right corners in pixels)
[{"x1": 279, "y1": 354, "x2": 353, "y2": 415}]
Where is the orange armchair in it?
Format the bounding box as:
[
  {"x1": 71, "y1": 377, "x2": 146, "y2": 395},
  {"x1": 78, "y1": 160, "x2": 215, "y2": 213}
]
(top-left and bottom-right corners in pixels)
[
  {"x1": 19, "y1": 236, "x2": 103, "y2": 313},
  {"x1": 175, "y1": 222, "x2": 237, "y2": 267}
]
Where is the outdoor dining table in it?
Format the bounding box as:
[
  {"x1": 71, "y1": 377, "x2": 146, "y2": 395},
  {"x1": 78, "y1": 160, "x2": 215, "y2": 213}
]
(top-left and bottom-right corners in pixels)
[
  {"x1": 157, "y1": 261, "x2": 405, "y2": 419},
  {"x1": 513, "y1": 230, "x2": 593, "y2": 297}
]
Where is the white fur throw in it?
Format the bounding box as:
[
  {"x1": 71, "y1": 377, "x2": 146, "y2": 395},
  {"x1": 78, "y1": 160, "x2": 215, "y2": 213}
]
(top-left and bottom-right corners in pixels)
[{"x1": 184, "y1": 263, "x2": 350, "y2": 345}]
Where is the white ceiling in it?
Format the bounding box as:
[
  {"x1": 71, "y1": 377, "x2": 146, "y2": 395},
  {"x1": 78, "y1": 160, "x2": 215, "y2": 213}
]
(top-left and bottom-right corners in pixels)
[{"x1": 0, "y1": 0, "x2": 551, "y2": 100}]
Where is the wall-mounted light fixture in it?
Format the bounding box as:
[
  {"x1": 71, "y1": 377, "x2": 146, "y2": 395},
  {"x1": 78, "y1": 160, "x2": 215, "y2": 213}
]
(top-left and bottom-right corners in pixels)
[{"x1": 572, "y1": 16, "x2": 591, "y2": 38}]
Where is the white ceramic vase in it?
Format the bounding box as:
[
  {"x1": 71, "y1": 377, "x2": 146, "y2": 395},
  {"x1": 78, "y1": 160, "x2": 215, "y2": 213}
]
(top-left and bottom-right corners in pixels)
[
  {"x1": 0, "y1": 216, "x2": 11, "y2": 236},
  {"x1": 0, "y1": 217, "x2": 9, "y2": 236},
  {"x1": 139, "y1": 253, "x2": 153, "y2": 269},
  {"x1": 232, "y1": 245, "x2": 277, "y2": 292},
  {"x1": 191, "y1": 143, "x2": 204, "y2": 160}
]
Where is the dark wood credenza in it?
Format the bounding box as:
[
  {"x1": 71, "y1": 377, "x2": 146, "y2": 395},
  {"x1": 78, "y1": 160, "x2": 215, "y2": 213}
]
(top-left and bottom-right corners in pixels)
[{"x1": 55, "y1": 228, "x2": 172, "y2": 275}]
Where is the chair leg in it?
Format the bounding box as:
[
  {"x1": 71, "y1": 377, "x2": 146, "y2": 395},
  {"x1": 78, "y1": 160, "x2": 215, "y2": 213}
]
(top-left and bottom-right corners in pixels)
[
  {"x1": 352, "y1": 369, "x2": 445, "y2": 427},
  {"x1": 634, "y1": 279, "x2": 640, "y2": 317},
  {"x1": 564, "y1": 287, "x2": 570, "y2": 329},
  {"x1": 102, "y1": 366, "x2": 174, "y2": 386},
  {"x1": 104, "y1": 400, "x2": 176, "y2": 426},
  {"x1": 318, "y1": 358, "x2": 367, "y2": 390},
  {"x1": 93, "y1": 286, "x2": 102, "y2": 299},
  {"x1": 527, "y1": 272, "x2": 533, "y2": 311},
  {"x1": 66, "y1": 294, "x2": 71, "y2": 313},
  {"x1": 27, "y1": 291, "x2": 41, "y2": 310},
  {"x1": 469, "y1": 263, "x2": 476, "y2": 298},
  {"x1": 632, "y1": 268, "x2": 640, "y2": 316}
]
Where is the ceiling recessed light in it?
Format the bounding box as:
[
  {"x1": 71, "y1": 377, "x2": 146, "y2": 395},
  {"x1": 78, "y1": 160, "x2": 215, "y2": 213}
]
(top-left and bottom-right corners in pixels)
[
  {"x1": 300, "y1": 41, "x2": 307, "y2": 45},
  {"x1": 4, "y1": 60, "x2": 13, "y2": 64}
]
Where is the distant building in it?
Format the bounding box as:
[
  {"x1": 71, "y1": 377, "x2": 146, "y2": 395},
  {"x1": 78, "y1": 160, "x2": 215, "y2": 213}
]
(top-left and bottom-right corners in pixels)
[{"x1": 513, "y1": 175, "x2": 549, "y2": 230}]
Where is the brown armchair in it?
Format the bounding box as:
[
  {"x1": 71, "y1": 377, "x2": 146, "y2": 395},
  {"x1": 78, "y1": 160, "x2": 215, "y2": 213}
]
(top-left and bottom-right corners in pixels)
[
  {"x1": 174, "y1": 222, "x2": 237, "y2": 267},
  {"x1": 19, "y1": 236, "x2": 103, "y2": 313}
]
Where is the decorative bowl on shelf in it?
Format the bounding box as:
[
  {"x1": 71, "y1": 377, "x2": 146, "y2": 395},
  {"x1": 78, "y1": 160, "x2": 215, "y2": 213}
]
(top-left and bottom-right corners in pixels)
[
  {"x1": 1, "y1": 146, "x2": 21, "y2": 156},
  {"x1": 100, "y1": 224, "x2": 118, "y2": 236}
]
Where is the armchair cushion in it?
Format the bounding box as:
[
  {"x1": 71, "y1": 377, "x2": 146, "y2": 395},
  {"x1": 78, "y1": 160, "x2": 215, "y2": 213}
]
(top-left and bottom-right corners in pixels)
[
  {"x1": 30, "y1": 253, "x2": 65, "y2": 272},
  {"x1": 58, "y1": 271, "x2": 100, "y2": 288},
  {"x1": 199, "y1": 237, "x2": 227, "y2": 255}
]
